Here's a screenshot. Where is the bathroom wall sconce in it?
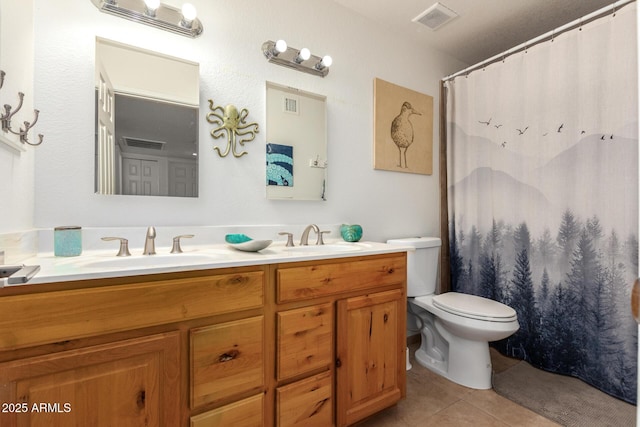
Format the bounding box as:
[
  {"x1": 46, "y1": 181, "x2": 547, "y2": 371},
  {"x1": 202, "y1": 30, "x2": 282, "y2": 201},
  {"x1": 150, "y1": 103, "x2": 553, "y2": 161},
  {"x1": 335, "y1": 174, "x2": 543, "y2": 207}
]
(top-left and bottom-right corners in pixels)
[
  {"x1": 262, "y1": 40, "x2": 333, "y2": 77},
  {"x1": 0, "y1": 70, "x2": 44, "y2": 147},
  {"x1": 90, "y1": 0, "x2": 203, "y2": 38}
]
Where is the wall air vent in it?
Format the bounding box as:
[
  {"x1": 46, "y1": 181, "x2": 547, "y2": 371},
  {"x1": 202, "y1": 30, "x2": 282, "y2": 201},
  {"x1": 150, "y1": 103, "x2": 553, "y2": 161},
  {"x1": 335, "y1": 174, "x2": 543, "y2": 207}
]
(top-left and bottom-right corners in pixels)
[
  {"x1": 283, "y1": 95, "x2": 299, "y2": 114},
  {"x1": 122, "y1": 137, "x2": 165, "y2": 151},
  {"x1": 412, "y1": 2, "x2": 459, "y2": 31}
]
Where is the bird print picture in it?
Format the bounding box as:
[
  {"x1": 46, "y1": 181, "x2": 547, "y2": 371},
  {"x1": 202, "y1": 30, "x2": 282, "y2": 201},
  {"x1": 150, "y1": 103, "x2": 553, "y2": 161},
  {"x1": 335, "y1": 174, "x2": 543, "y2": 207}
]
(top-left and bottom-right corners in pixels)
[{"x1": 373, "y1": 78, "x2": 433, "y2": 174}]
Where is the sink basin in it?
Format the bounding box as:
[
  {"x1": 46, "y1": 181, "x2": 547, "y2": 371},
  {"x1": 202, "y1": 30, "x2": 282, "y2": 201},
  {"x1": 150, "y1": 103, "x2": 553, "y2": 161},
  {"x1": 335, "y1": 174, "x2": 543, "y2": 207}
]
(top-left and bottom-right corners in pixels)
[
  {"x1": 80, "y1": 252, "x2": 228, "y2": 269},
  {"x1": 282, "y1": 243, "x2": 368, "y2": 253}
]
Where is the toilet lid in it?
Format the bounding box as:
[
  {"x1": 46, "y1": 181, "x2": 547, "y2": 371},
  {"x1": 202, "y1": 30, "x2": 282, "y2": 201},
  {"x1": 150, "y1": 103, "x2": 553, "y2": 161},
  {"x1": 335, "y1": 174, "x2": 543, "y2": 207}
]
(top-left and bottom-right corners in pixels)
[{"x1": 432, "y1": 292, "x2": 517, "y2": 322}]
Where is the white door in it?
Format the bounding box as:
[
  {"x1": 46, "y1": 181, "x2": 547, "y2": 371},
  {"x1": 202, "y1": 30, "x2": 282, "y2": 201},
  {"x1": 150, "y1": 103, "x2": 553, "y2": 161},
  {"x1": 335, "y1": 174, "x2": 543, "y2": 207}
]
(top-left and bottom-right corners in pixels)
[
  {"x1": 96, "y1": 60, "x2": 115, "y2": 194},
  {"x1": 168, "y1": 161, "x2": 197, "y2": 197},
  {"x1": 122, "y1": 158, "x2": 159, "y2": 196}
]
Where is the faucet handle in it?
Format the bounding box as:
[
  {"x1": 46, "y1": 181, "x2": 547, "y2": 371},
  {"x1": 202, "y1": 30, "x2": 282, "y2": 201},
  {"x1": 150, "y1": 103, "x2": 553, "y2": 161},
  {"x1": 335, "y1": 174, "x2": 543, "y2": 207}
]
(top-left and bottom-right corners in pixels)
[
  {"x1": 171, "y1": 234, "x2": 195, "y2": 254},
  {"x1": 101, "y1": 237, "x2": 131, "y2": 257},
  {"x1": 278, "y1": 232, "x2": 295, "y2": 247},
  {"x1": 317, "y1": 231, "x2": 330, "y2": 245}
]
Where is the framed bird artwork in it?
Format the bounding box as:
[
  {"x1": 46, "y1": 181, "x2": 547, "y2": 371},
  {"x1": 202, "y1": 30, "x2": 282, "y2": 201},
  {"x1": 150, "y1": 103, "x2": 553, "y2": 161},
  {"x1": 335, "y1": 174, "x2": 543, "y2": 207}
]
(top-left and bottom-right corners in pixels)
[{"x1": 373, "y1": 78, "x2": 433, "y2": 174}]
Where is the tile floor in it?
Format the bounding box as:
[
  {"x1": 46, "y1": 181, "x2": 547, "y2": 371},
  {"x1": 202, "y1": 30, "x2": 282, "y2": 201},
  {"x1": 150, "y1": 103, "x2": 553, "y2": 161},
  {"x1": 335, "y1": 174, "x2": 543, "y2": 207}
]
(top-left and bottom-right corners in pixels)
[{"x1": 358, "y1": 344, "x2": 561, "y2": 427}]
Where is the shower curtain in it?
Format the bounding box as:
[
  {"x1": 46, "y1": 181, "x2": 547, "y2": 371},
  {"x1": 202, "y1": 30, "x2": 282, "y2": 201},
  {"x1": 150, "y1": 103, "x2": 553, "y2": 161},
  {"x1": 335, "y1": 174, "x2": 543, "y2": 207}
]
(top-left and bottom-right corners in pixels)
[{"x1": 444, "y1": 2, "x2": 638, "y2": 403}]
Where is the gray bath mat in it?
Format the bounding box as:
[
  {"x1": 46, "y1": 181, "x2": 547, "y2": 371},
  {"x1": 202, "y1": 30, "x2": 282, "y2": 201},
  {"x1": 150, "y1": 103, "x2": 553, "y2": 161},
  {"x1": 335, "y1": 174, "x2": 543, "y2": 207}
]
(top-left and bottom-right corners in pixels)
[{"x1": 493, "y1": 361, "x2": 636, "y2": 426}]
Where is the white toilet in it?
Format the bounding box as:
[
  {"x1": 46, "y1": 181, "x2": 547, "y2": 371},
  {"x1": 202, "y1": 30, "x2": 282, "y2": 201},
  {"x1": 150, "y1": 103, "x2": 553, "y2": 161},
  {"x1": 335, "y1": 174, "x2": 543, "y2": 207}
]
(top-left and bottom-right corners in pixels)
[{"x1": 387, "y1": 237, "x2": 519, "y2": 389}]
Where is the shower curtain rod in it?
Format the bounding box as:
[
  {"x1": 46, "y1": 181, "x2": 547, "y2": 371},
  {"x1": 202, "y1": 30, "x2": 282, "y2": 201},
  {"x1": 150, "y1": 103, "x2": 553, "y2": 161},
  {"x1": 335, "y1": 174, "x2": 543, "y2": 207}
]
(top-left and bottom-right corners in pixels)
[{"x1": 442, "y1": 0, "x2": 635, "y2": 82}]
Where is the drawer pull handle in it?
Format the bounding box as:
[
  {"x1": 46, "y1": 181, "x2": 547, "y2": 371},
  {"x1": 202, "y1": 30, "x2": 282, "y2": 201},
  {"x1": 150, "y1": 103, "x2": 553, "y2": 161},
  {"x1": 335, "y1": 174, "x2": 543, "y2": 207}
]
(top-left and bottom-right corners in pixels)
[
  {"x1": 335, "y1": 357, "x2": 342, "y2": 368},
  {"x1": 218, "y1": 349, "x2": 240, "y2": 362}
]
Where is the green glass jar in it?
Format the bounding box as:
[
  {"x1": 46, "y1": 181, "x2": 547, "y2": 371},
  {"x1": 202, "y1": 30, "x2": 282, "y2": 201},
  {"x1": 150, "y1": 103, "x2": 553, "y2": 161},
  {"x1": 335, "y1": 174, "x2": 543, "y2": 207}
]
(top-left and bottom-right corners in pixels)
[{"x1": 340, "y1": 224, "x2": 363, "y2": 242}]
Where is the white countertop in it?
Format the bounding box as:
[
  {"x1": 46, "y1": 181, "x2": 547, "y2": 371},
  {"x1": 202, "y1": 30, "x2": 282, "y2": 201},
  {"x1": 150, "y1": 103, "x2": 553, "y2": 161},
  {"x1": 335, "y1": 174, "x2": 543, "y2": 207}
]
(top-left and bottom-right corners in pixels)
[{"x1": 7, "y1": 240, "x2": 411, "y2": 286}]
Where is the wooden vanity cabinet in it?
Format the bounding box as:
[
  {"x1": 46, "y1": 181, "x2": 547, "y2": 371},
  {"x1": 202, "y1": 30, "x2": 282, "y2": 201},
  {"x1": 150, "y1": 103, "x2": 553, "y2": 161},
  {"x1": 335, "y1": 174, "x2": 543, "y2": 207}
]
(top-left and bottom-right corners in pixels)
[
  {"x1": 274, "y1": 253, "x2": 407, "y2": 427},
  {"x1": 0, "y1": 252, "x2": 406, "y2": 427}
]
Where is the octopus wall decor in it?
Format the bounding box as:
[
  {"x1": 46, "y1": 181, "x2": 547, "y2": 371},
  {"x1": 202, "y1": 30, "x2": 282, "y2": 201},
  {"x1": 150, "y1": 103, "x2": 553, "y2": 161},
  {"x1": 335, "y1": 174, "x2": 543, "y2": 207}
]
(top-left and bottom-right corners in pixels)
[{"x1": 206, "y1": 100, "x2": 259, "y2": 158}]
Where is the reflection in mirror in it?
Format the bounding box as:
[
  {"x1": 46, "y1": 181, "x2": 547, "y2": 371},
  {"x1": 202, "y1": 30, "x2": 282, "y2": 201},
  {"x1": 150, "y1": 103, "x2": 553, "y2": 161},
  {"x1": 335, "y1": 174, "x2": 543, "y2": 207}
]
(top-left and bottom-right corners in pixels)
[
  {"x1": 266, "y1": 82, "x2": 327, "y2": 201},
  {"x1": 95, "y1": 38, "x2": 199, "y2": 197}
]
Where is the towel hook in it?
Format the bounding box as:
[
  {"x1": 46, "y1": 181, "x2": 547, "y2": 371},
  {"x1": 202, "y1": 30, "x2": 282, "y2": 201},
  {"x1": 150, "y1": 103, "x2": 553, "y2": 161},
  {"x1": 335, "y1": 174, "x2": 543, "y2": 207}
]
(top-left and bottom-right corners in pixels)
[{"x1": 0, "y1": 71, "x2": 45, "y2": 147}]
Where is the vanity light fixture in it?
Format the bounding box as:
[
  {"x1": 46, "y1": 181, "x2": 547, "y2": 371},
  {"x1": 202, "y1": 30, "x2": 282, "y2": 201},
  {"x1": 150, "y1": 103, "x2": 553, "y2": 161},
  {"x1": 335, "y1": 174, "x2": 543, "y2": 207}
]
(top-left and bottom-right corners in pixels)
[
  {"x1": 262, "y1": 40, "x2": 333, "y2": 77},
  {"x1": 90, "y1": 0, "x2": 203, "y2": 38}
]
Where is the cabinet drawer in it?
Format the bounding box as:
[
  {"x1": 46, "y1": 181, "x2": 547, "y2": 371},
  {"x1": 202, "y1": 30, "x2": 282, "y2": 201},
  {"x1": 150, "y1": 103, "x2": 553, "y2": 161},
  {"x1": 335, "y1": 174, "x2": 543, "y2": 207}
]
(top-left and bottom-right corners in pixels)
[
  {"x1": 0, "y1": 269, "x2": 265, "y2": 351},
  {"x1": 277, "y1": 254, "x2": 406, "y2": 303},
  {"x1": 191, "y1": 316, "x2": 264, "y2": 409},
  {"x1": 277, "y1": 371, "x2": 332, "y2": 427},
  {"x1": 277, "y1": 303, "x2": 333, "y2": 381},
  {"x1": 190, "y1": 393, "x2": 264, "y2": 427}
]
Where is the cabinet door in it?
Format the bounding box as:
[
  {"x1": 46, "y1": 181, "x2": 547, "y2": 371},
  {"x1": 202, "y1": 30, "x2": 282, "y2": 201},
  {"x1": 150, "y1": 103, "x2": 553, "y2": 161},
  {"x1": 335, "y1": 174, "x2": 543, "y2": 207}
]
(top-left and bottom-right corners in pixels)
[
  {"x1": 336, "y1": 289, "x2": 406, "y2": 427},
  {"x1": 0, "y1": 332, "x2": 180, "y2": 427},
  {"x1": 191, "y1": 316, "x2": 264, "y2": 409},
  {"x1": 277, "y1": 303, "x2": 333, "y2": 381}
]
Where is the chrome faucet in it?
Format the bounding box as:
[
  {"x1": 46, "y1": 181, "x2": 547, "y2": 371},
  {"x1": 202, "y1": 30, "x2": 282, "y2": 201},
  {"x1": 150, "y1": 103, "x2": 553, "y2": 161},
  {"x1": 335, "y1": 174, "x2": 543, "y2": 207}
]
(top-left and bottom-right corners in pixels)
[
  {"x1": 300, "y1": 224, "x2": 320, "y2": 246},
  {"x1": 143, "y1": 226, "x2": 156, "y2": 255}
]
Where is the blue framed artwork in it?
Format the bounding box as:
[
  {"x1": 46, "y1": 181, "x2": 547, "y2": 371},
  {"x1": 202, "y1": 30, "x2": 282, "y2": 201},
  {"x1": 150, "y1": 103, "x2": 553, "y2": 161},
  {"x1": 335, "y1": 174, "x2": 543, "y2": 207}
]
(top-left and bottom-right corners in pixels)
[{"x1": 266, "y1": 143, "x2": 293, "y2": 186}]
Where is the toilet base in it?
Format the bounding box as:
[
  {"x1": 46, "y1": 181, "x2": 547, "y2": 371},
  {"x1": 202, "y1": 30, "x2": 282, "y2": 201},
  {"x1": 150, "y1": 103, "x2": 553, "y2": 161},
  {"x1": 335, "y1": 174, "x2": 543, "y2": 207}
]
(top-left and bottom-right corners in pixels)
[{"x1": 414, "y1": 336, "x2": 492, "y2": 389}]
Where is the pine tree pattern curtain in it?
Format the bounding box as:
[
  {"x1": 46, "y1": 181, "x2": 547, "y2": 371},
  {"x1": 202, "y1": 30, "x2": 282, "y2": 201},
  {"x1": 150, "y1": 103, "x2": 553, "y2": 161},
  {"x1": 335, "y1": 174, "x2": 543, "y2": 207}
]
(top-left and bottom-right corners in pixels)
[{"x1": 444, "y1": 3, "x2": 638, "y2": 403}]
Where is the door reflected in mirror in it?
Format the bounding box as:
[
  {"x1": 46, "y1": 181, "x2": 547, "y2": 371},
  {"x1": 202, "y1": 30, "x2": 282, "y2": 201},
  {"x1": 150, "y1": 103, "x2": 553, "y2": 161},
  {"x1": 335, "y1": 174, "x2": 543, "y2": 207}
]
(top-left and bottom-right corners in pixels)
[
  {"x1": 95, "y1": 38, "x2": 199, "y2": 197},
  {"x1": 266, "y1": 82, "x2": 327, "y2": 201}
]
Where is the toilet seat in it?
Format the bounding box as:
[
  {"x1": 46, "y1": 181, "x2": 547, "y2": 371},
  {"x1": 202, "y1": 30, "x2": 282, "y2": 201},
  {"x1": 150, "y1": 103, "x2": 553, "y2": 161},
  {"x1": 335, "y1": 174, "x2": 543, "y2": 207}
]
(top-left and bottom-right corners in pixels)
[{"x1": 432, "y1": 292, "x2": 517, "y2": 322}]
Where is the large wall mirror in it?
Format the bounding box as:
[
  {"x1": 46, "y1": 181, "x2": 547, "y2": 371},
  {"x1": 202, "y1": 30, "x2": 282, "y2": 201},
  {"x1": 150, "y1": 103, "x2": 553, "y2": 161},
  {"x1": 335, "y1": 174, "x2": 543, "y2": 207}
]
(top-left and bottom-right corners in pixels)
[
  {"x1": 95, "y1": 38, "x2": 199, "y2": 197},
  {"x1": 266, "y1": 82, "x2": 327, "y2": 201}
]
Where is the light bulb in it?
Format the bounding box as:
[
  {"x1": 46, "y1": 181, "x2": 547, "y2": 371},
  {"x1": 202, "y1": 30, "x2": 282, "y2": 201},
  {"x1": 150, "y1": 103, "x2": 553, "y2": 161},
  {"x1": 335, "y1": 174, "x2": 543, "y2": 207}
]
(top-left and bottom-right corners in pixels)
[
  {"x1": 144, "y1": 0, "x2": 160, "y2": 16},
  {"x1": 275, "y1": 39, "x2": 287, "y2": 53},
  {"x1": 315, "y1": 55, "x2": 333, "y2": 71},
  {"x1": 144, "y1": 0, "x2": 160, "y2": 10},
  {"x1": 294, "y1": 47, "x2": 311, "y2": 63},
  {"x1": 181, "y1": 3, "x2": 197, "y2": 21}
]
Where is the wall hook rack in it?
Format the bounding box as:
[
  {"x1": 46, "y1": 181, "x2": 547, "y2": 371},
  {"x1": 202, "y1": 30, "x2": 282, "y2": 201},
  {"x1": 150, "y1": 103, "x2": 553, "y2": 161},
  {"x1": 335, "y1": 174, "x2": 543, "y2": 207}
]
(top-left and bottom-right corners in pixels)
[
  {"x1": 206, "y1": 100, "x2": 259, "y2": 158},
  {"x1": 0, "y1": 70, "x2": 44, "y2": 146}
]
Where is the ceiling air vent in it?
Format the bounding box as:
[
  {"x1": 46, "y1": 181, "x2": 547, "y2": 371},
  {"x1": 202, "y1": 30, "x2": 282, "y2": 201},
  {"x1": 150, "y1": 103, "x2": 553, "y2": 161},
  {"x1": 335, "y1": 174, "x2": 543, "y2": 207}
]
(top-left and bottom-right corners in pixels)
[
  {"x1": 412, "y1": 2, "x2": 459, "y2": 31},
  {"x1": 122, "y1": 137, "x2": 165, "y2": 151}
]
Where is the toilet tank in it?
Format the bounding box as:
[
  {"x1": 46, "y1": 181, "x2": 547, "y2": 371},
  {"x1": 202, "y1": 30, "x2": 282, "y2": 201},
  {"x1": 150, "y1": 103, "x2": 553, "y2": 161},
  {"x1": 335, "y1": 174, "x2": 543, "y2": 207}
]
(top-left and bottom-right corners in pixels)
[{"x1": 386, "y1": 237, "x2": 441, "y2": 297}]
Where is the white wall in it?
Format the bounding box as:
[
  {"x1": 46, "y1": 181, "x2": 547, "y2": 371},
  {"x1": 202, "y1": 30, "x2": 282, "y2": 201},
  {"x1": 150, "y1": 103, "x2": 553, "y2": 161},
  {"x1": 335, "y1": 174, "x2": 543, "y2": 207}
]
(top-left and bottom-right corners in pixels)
[
  {"x1": 0, "y1": 0, "x2": 35, "y2": 233},
  {"x1": 26, "y1": 0, "x2": 465, "y2": 243}
]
